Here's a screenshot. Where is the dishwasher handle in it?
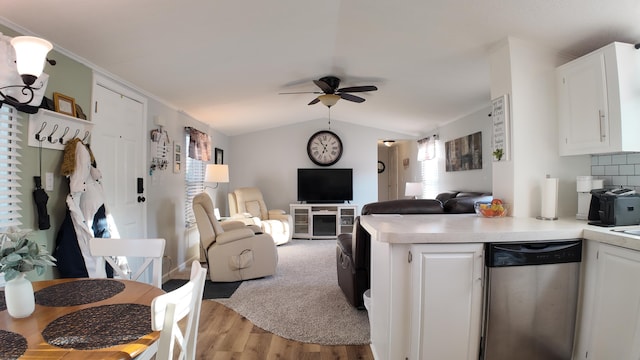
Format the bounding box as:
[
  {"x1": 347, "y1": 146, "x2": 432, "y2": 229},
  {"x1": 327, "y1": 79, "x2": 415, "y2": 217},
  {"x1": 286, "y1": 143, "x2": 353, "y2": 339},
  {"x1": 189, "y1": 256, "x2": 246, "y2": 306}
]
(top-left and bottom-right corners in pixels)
[{"x1": 486, "y1": 240, "x2": 583, "y2": 267}]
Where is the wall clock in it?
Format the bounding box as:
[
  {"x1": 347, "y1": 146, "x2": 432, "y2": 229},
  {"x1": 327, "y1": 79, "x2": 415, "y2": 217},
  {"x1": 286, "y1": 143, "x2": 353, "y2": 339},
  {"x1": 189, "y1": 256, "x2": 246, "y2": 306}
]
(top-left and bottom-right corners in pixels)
[
  {"x1": 378, "y1": 161, "x2": 385, "y2": 173},
  {"x1": 307, "y1": 130, "x2": 343, "y2": 166}
]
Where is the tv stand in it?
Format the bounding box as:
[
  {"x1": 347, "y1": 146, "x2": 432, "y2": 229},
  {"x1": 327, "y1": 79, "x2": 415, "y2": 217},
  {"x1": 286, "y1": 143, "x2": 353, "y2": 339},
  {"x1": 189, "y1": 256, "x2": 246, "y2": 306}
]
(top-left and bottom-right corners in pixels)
[{"x1": 290, "y1": 203, "x2": 357, "y2": 239}]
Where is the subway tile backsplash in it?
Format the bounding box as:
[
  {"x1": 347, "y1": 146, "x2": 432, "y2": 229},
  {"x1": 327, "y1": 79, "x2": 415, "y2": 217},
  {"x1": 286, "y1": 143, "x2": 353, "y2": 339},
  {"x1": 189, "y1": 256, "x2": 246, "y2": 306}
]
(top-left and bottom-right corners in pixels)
[{"x1": 591, "y1": 153, "x2": 640, "y2": 190}]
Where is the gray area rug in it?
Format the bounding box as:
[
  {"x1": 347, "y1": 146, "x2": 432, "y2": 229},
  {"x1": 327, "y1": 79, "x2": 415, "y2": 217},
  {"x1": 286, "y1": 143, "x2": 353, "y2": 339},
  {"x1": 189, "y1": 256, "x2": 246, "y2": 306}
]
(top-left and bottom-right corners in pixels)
[{"x1": 214, "y1": 239, "x2": 370, "y2": 345}]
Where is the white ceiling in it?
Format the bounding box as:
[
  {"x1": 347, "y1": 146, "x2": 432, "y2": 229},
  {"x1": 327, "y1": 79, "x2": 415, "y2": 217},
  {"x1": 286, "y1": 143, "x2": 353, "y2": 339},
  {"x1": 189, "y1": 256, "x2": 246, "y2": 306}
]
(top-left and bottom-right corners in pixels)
[{"x1": 2, "y1": 0, "x2": 640, "y2": 136}]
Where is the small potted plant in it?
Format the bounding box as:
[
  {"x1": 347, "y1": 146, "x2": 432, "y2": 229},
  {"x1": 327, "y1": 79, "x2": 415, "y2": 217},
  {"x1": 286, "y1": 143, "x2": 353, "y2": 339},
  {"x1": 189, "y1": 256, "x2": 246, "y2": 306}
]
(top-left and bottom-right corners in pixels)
[
  {"x1": 1, "y1": 228, "x2": 56, "y2": 318},
  {"x1": 493, "y1": 148, "x2": 504, "y2": 161}
]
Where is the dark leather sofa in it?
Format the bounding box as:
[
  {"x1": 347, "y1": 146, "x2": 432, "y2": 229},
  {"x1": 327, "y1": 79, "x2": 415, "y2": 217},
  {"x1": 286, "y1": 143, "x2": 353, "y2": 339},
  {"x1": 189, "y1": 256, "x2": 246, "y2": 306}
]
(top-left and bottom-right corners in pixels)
[{"x1": 336, "y1": 191, "x2": 491, "y2": 308}]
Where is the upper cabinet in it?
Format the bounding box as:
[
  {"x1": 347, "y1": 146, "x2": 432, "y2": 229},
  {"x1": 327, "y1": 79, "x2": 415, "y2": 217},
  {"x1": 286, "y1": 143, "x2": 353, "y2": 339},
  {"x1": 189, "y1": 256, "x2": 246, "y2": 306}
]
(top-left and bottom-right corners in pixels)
[{"x1": 557, "y1": 42, "x2": 640, "y2": 156}]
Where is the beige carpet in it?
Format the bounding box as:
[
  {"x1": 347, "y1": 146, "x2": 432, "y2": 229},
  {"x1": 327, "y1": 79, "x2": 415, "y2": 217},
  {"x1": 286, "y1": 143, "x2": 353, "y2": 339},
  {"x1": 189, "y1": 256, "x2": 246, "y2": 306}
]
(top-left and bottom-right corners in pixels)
[{"x1": 214, "y1": 239, "x2": 370, "y2": 345}]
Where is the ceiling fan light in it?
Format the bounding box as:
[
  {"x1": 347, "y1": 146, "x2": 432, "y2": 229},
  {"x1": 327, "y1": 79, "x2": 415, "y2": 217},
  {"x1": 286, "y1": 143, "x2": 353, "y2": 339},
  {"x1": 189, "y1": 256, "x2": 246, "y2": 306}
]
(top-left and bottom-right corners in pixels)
[
  {"x1": 319, "y1": 94, "x2": 340, "y2": 107},
  {"x1": 10, "y1": 36, "x2": 53, "y2": 86}
]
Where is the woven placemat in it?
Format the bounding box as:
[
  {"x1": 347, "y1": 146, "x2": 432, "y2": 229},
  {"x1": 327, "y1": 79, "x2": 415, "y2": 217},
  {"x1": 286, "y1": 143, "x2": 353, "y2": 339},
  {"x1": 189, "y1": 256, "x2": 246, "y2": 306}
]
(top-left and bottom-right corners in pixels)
[
  {"x1": 42, "y1": 303, "x2": 151, "y2": 350},
  {"x1": 0, "y1": 329, "x2": 27, "y2": 359},
  {"x1": 35, "y1": 279, "x2": 125, "y2": 307}
]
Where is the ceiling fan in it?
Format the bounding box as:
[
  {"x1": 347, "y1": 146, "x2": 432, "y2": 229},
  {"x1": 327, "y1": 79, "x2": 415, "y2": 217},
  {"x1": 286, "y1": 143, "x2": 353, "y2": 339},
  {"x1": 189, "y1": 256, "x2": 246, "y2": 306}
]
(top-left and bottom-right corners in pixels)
[{"x1": 280, "y1": 76, "x2": 378, "y2": 107}]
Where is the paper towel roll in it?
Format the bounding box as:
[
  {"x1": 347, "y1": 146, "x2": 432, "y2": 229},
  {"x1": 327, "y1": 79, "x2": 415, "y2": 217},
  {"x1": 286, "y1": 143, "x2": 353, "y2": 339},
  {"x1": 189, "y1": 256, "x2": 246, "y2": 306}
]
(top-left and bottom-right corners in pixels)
[{"x1": 541, "y1": 177, "x2": 559, "y2": 219}]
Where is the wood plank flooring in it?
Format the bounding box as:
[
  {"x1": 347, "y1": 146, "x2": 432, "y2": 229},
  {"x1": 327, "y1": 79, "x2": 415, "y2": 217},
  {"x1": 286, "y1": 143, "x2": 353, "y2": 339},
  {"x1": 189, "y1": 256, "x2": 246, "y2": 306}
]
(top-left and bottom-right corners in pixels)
[{"x1": 196, "y1": 300, "x2": 374, "y2": 360}]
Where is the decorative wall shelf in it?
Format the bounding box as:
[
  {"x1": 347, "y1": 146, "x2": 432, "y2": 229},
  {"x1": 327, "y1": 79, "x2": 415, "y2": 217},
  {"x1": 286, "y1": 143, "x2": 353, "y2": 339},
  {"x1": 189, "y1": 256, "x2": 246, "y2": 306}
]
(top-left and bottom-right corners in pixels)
[{"x1": 28, "y1": 109, "x2": 93, "y2": 151}]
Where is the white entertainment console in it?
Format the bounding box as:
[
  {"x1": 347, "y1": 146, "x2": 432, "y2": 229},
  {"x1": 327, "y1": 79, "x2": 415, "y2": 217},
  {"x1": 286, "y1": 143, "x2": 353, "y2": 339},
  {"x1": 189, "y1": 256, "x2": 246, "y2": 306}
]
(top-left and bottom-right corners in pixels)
[{"x1": 290, "y1": 203, "x2": 357, "y2": 239}]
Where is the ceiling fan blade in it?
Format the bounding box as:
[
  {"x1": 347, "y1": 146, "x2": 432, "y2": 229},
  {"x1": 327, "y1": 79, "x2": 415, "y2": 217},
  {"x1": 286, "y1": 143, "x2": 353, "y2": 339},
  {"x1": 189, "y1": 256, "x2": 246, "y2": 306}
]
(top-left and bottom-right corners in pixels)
[
  {"x1": 340, "y1": 93, "x2": 366, "y2": 103},
  {"x1": 313, "y1": 79, "x2": 334, "y2": 94},
  {"x1": 308, "y1": 97, "x2": 320, "y2": 105},
  {"x1": 337, "y1": 85, "x2": 378, "y2": 93},
  {"x1": 279, "y1": 91, "x2": 323, "y2": 95}
]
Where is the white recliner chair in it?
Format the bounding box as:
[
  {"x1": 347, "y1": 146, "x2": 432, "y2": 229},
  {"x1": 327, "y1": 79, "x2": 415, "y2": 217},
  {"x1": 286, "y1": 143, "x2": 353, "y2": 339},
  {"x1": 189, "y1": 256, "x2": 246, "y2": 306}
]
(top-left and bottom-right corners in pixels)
[
  {"x1": 192, "y1": 193, "x2": 278, "y2": 282},
  {"x1": 228, "y1": 187, "x2": 292, "y2": 246}
]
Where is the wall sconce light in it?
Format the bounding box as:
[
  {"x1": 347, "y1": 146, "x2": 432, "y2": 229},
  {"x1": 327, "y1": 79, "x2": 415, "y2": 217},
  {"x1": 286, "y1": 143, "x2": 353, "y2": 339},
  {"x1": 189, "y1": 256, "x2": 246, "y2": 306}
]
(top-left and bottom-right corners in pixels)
[
  {"x1": 0, "y1": 36, "x2": 53, "y2": 109},
  {"x1": 205, "y1": 164, "x2": 229, "y2": 189},
  {"x1": 383, "y1": 140, "x2": 396, "y2": 147}
]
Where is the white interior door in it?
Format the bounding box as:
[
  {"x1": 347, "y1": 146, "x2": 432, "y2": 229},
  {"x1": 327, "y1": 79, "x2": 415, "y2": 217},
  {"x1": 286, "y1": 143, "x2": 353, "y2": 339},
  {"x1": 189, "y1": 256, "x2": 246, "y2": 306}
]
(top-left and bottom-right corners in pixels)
[
  {"x1": 388, "y1": 146, "x2": 399, "y2": 200},
  {"x1": 91, "y1": 75, "x2": 147, "y2": 239}
]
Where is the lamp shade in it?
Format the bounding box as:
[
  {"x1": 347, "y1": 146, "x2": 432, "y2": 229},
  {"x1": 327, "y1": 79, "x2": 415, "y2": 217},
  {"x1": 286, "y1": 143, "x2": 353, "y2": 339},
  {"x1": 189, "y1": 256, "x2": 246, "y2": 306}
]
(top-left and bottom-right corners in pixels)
[
  {"x1": 405, "y1": 182, "x2": 423, "y2": 198},
  {"x1": 319, "y1": 94, "x2": 340, "y2": 107},
  {"x1": 10, "y1": 36, "x2": 52, "y2": 86},
  {"x1": 205, "y1": 164, "x2": 229, "y2": 183}
]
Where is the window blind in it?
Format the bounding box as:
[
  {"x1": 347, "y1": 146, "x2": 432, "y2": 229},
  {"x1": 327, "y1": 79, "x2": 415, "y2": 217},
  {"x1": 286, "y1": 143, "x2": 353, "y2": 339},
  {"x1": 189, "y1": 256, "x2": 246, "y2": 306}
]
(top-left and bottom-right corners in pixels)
[
  {"x1": 0, "y1": 105, "x2": 23, "y2": 228},
  {"x1": 184, "y1": 132, "x2": 206, "y2": 228}
]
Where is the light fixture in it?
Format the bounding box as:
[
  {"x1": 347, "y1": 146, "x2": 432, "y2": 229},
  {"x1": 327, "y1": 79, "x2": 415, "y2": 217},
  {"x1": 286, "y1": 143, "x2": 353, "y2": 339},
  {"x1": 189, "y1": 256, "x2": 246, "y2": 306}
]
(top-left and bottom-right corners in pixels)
[
  {"x1": 0, "y1": 36, "x2": 53, "y2": 109},
  {"x1": 383, "y1": 140, "x2": 396, "y2": 147},
  {"x1": 204, "y1": 164, "x2": 229, "y2": 189},
  {"x1": 405, "y1": 182, "x2": 423, "y2": 199},
  {"x1": 318, "y1": 94, "x2": 340, "y2": 108}
]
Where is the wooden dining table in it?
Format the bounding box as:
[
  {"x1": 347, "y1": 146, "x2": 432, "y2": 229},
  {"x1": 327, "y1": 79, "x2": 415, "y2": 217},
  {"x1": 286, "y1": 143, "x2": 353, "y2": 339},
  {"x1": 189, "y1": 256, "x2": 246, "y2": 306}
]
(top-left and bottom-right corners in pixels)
[{"x1": 0, "y1": 278, "x2": 165, "y2": 359}]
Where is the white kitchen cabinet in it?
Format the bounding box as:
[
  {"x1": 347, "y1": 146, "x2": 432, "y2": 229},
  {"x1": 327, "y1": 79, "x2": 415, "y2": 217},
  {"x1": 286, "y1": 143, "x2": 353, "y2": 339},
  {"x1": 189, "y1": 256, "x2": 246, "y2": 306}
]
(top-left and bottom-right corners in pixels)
[
  {"x1": 557, "y1": 42, "x2": 640, "y2": 156},
  {"x1": 409, "y1": 243, "x2": 484, "y2": 360},
  {"x1": 368, "y1": 240, "x2": 483, "y2": 360},
  {"x1": 574, "y1": 242, "x2": 640, "y2": 359}
]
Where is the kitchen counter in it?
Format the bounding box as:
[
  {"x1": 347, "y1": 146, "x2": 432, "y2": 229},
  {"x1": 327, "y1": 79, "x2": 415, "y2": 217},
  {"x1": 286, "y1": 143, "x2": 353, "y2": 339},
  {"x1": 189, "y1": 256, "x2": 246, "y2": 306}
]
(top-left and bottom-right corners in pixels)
[
  {"x1": 361, "y1": 213, "x2": 640, "y2": 250},
  {"x1": 363, "y1": 213, "x2": 640, "y2": 360}
]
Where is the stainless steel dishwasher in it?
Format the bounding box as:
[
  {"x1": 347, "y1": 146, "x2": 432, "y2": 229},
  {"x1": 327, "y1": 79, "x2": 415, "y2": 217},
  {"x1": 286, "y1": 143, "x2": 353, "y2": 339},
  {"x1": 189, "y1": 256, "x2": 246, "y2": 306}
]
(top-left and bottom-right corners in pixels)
[{"x1": 481, "y1": 240, "x2": 582, "y2": 360}]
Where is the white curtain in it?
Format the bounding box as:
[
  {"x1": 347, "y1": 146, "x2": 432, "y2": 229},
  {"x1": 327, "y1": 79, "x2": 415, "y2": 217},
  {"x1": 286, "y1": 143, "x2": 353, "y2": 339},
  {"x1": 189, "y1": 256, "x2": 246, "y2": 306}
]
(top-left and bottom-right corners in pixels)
[
  {"x1": 187, "y1": 127, "x2": 211, "y2": 162},
  {"x1": 417, "y1": 135, "x2": 437, "y2": 161}
]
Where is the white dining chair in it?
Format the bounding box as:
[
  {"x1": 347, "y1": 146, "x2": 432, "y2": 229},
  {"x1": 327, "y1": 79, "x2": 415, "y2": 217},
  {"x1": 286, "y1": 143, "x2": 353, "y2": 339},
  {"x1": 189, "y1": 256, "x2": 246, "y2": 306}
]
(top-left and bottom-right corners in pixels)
[
  {"x1": 89, "y1": 238, "x2": 166, "y2": 288},
  {"x1": 136, "y1": 260, "x2": 207, "y2": 360}
]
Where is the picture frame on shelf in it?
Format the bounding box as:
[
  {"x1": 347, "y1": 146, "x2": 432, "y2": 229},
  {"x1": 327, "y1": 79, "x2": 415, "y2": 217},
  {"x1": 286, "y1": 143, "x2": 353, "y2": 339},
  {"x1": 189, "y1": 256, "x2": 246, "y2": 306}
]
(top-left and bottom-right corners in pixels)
[
  {"x1": 53, "y1": 92, "x2": 77, "y2": 117},
  {"x1": 215, "y1": 148, "x2": 224, "y2": 164}
]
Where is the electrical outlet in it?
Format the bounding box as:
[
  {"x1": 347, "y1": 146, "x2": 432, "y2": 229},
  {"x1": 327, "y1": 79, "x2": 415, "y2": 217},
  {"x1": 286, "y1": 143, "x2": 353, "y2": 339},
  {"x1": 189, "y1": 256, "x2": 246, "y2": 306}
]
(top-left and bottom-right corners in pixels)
[{"x1": 45, "y1": 172, "x2": 54, "y2": 191}]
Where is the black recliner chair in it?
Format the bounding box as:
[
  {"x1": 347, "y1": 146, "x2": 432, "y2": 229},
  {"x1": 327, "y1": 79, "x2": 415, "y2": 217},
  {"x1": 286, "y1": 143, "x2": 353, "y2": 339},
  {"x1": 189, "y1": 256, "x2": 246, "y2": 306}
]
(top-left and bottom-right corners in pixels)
[{"x1": 336, "y1": 199, "x2": 445, "y2": 308}]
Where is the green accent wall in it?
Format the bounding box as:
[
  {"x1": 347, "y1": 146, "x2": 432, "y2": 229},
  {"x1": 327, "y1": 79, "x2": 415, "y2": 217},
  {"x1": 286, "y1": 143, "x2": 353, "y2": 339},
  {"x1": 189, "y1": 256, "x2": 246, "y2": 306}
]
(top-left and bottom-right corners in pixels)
[{"x1": 1, "y1": 24, "x2": 92, "y2": 280}]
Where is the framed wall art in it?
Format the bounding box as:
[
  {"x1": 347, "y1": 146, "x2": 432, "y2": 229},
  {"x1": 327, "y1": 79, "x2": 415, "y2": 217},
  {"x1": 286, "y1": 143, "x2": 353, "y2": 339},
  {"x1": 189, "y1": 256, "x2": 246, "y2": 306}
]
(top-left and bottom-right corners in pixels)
[
  {"x1": 445, "y1": 131, "x2": 483, "y2": 172},
  {"x1": 491, "y1": 94, "x2": 510, "y2": 161},
  {"x1": 173, "y1": 142, "x2": 181, "y2": 173},
  {"x1": 215, "y1": 148, "x2": 224, "y2": 164}
]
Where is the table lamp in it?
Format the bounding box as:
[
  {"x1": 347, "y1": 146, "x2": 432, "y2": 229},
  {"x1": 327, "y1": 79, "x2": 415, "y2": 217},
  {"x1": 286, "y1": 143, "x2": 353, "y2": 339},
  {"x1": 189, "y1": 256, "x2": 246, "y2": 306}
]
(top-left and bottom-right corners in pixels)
[
  {"x1": 205, "y1": 164, "x2": 229, "y2": 189},
  {"x1": 405, "y1": 182, "x2": 423, "y2": 199}
]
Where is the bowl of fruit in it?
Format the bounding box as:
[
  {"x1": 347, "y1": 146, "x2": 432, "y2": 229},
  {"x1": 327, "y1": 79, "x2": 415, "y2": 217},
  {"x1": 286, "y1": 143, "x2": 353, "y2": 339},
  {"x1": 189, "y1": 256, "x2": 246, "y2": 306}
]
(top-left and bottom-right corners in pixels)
[{"x1": 474, "y1": 199, "x2": 508, "y2": 218}]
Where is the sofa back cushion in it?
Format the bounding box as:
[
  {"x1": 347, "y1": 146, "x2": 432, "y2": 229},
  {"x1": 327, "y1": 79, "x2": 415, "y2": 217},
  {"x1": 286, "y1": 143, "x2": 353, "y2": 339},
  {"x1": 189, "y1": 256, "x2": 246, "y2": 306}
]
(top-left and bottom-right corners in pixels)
[
  {"x1": 361, "y1": 199, "x2": 444, "y2": 215},
  {"x1": 443, "y1": 193, "x2": 493, "y2": 213}
]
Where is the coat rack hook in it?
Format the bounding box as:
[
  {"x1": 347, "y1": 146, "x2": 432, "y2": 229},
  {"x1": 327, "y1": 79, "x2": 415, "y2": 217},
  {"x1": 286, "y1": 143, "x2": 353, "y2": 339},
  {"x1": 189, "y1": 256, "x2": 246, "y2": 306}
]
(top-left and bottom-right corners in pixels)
[
  {"x1": 82, "y1": 130, "x2": 90, "y2": 143},
  {"x1": 35, "y1": 121, "x2": 47, "y2": 142},
  {"x1": 47, "y1": 124, "x2": 59, "y2": 144},
  {"x1": 71, "y1": 129, "x2": 80, "y2": 140},
  {"x1": 59, "y1": 126, "x2": 70, "y2": 145}
]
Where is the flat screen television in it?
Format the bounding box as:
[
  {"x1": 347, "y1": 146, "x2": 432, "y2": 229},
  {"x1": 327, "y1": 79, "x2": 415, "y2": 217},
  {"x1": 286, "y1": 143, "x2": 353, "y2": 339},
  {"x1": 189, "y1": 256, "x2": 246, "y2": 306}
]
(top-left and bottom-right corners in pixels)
[{"x1": 297, "y1": 168, "x2": 353, "y2": 203}]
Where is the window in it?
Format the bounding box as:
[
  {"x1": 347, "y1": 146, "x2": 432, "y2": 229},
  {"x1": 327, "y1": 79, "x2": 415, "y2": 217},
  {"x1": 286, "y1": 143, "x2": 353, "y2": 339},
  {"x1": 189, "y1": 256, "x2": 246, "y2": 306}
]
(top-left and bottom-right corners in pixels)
[
  {"x1": 419, "y1": 137, "x2": 439, "y2": 199},
  {"x1": 184, "y1": 131, "x2": 207, "y2": 228},
  {"x1": 0, "y1": 105, "x2": 23, "y2": 228}
]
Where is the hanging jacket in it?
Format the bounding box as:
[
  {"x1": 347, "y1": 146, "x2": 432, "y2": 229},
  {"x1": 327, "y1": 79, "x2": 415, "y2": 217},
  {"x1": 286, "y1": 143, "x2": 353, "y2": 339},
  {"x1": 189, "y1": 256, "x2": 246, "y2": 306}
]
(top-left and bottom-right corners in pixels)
[{"x1": 54, "y1": 139, "x2": 119, "y2": 278}]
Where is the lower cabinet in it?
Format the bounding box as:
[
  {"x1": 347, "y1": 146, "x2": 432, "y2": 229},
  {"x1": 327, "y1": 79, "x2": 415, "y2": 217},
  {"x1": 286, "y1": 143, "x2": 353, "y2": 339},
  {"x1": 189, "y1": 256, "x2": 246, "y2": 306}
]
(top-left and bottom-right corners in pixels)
[
  {"x1": 369, "y1": 241, "x2": 483, "y2": 359},
  {"x1": 409, "y1": 243, "x2": 484, "y2": 360},
  {"x1": 574, "y1": 241, "x2": 640, "y2": 359}
]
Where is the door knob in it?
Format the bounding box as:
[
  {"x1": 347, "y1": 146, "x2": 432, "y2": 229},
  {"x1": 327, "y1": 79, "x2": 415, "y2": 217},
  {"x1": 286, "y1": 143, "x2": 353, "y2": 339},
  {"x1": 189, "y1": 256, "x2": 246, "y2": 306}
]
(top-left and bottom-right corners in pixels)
[{"x1": 137, "y1": 196, "x2": 146, "y2": 203}]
